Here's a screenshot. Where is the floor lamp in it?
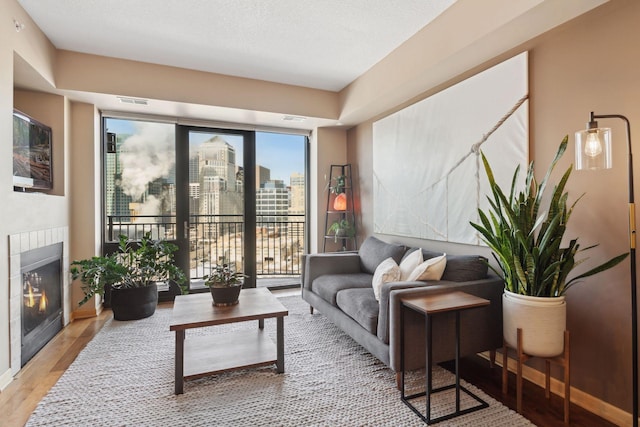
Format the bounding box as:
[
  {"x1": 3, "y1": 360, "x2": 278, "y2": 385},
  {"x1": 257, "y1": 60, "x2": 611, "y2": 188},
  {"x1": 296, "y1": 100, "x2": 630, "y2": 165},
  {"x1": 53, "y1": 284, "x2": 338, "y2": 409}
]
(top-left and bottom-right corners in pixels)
[{"x1": 575, "y1": 112, "x2": 637, "y2": 427}]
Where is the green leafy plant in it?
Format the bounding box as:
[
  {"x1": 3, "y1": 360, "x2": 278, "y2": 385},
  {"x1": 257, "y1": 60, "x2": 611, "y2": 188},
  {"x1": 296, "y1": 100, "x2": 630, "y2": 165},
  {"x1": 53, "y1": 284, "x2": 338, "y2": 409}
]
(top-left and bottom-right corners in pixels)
[
  {"x1": 470, "y1": 135, "x2": 628, "y2": 297},
  {"x1": 70, "y1": 254, "x2": 126, "y2": 306},
  {"x1": 328, "y1": 219, "x2": 355, "y2": 242},
  {"x1": 71, "y1": 232, "x2": 187, "y2": 306},
  {"x1": 330, "y1": 175, "x2": 346, "y2": 194},
  {"x1": 204, "y1": 263, "x2": 247, "y2": 288}
]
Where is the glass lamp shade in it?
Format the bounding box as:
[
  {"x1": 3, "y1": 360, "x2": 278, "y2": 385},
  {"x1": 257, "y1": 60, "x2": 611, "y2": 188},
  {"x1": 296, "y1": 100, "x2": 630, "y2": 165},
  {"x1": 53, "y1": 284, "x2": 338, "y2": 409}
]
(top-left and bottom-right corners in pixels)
[
  {"x1": 333, "y1": 193, "x2": 347, "y2": 211},
  {"x1": 575, "y1": 127, "x2": 612, "y2": 170}
]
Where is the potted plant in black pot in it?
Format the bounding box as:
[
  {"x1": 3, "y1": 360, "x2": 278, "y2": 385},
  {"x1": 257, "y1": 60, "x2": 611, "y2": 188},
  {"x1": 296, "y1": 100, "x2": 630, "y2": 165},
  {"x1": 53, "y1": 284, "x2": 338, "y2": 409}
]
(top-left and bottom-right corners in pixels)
[
  {"x1": 204, "y1": 263, "x2": 247, "y2": 307},
  {"x1": 71, "y1": 232, "x2": 187, "y2": 320}
]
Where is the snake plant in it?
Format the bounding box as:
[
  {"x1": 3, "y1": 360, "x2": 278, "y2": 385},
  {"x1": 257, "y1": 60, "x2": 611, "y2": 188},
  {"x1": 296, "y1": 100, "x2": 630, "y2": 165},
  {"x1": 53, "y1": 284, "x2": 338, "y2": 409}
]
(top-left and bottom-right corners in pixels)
[{"x1": 470, "y1": 135, "x2": 628, "y2": 297}]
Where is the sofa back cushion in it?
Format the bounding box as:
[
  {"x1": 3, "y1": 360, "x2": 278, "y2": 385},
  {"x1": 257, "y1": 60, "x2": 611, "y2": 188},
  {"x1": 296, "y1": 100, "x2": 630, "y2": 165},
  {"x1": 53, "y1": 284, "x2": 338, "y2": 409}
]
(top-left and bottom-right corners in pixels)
[
  {"x1": 422, "y1": 250, "x2": 488, "y2": 282},
  {"x1": 359, "y1": 236, "x2": 407, "y2": 274}
]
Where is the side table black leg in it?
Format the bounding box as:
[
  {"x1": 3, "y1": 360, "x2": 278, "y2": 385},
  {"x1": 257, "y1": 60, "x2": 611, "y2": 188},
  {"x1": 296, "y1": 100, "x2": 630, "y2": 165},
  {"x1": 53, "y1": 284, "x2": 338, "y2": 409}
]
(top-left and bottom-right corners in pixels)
[
  {"x1": 259, "y1": 318, "x2": 264, "y2": 329},
  {"x1": 426, "y1": 313, "x2": 433, "y2": 422},
  {"x1": 400, "y1": 302, "x2": 406, "y2": 395},
  {"x1": 276, "y1": 316, "x2": 284, "y2": 373},
  {"x1": 175, "y1": 329, "x2": 185, "y2": 395},
  {"x1": 455, "y1": 311, "x2": 461, "y2": 413}
]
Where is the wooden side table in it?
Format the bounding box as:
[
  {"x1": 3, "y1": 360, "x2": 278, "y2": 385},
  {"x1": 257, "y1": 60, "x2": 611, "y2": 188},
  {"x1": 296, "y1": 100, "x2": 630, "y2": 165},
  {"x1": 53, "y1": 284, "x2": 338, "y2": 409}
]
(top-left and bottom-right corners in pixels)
[
  {"x1": 502, "y1": 328, "x2": 571, "y2": 425},
  {"x1": 400, "y1": 291, "x2": 490, "y2": 424}
]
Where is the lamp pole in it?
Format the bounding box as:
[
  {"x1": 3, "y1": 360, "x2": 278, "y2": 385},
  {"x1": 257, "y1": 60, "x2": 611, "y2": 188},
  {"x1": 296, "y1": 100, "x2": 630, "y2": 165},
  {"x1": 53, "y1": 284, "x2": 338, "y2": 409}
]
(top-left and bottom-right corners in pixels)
[{"x1": 588, "y1": 112, "x2": 637, "y2": 427}]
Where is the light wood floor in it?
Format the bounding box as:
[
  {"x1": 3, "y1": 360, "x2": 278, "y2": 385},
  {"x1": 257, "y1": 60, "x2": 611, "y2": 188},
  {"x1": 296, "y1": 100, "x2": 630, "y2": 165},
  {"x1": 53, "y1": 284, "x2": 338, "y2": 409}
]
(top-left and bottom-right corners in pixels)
[
  {"x1": 0, "y1": 295, "x2": 614, "y2": 427},
  {"x1": 0, "y1": 308, "x2": 111, "y2": 427}
]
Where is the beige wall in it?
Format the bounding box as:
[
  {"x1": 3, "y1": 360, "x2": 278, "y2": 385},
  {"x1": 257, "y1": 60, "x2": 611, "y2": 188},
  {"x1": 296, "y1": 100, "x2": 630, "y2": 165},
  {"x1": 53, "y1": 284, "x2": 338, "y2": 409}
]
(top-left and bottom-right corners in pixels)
[
  {"x1": 55, "y1": 50, "x2": 340, "y2": 122},
  {"x1": 310, "y1": 127, "x2": 348, "y2": 253},
  {"x1": 532, "y1": 0, "x2": 639, "y2": 414},
  {"x1": 348, "y1": 0, "x2": 639, "y2": 420},
  {"x1": 69, "y1": 101, "x2": 102, "y2": 317}
]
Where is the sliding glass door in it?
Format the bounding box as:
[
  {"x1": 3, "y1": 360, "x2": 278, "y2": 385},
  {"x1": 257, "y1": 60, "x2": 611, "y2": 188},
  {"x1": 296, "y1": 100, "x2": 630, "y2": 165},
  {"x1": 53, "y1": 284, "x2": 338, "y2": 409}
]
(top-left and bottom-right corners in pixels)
[
  {"x1": 255, "y1": 132, "x2": 307, "y2": 287},
  {"x1": 182, "y1": 128, "x2": 254, "y2": 291},
  {"x1": 103, "y1": 116, "x2": 307, "y2": 295}
]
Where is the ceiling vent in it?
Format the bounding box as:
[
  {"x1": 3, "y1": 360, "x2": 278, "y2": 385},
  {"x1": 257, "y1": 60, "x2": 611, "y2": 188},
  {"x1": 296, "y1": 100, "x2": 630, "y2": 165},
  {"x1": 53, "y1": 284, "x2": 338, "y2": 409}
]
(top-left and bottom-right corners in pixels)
[
  {"x1": 282, "y1": 115, "x2": 306, "y2": 122},
  {"x1": 117, "y1": 96, "x2": 148, "y2": 105}
]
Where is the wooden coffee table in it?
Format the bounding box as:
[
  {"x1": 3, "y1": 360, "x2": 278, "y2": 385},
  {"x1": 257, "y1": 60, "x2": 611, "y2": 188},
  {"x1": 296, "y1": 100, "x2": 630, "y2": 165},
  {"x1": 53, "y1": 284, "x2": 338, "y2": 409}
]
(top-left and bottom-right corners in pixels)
[{"x1": 169, "y1": 287, "x2": 288, "y2": 394}]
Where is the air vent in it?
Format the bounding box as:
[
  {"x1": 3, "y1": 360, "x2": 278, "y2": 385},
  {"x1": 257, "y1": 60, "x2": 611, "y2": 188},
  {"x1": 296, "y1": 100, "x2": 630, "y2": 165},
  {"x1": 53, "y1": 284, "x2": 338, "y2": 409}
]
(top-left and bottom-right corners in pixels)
[
  {"x1": 282, "y1": 115, "x2": 306, "y2": 122},
  {"x1": 117, "y1": 96, "x2": 148, "y2": 105}
]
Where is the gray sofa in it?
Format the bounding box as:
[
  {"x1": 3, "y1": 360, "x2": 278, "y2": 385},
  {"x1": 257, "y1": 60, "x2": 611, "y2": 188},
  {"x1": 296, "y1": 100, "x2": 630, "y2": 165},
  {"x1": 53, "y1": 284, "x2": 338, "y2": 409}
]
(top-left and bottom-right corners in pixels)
[{"x1": 301, "y1": 236, "x2": 503, "y2": 385}]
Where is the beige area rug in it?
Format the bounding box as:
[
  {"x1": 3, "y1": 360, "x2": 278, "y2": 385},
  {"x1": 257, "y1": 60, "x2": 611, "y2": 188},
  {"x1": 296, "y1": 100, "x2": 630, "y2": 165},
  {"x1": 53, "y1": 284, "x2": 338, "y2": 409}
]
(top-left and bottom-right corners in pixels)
[{"x1": 26, "y1": 295, "x2": 533, "y2": 426}]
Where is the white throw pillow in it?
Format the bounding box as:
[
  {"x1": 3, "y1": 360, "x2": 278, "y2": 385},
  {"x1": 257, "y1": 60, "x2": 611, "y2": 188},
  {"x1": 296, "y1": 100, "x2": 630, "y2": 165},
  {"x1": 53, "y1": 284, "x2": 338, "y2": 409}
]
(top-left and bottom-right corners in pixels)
[
  {"x1": 406, "y1": 254, "x2": 447, "y2": 282},
  {"x1": 372, "y1": 257, "x2": 401, "y2": 301},
  {"x1": 399, "y1": 249, "x2": 423, "y2": 281}
]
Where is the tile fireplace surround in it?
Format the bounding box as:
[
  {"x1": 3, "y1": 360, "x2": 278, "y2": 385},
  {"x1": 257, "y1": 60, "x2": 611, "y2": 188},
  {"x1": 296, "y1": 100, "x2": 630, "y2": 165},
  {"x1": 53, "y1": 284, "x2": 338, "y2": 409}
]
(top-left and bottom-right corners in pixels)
[{"x1": 8, "y1": 226, "x2": 70, "y2": 375}]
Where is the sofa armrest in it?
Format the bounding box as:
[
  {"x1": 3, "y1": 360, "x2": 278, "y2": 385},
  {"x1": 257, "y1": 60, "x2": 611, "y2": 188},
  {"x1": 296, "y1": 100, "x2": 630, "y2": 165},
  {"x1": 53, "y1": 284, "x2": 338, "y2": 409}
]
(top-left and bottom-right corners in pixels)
[
  {"x1": 302, "y1": 253, "x2": 362, "y2": 291},
  {"x1": 377, "y1": 280, "x2": 436, "y2": 343},
  {"x1": 387, "y1": 275, "x2": 504, "y2": 372}
]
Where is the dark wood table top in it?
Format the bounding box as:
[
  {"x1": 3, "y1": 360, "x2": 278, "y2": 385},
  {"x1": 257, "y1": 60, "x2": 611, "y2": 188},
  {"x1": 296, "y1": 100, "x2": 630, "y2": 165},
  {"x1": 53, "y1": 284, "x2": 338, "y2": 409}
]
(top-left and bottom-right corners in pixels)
[
  {"x1": 170, "y1": 287, "x2": 288, "y2": 331},
  {"x1": 401, "y1": 291, "x2": 489, "y2": 315}
]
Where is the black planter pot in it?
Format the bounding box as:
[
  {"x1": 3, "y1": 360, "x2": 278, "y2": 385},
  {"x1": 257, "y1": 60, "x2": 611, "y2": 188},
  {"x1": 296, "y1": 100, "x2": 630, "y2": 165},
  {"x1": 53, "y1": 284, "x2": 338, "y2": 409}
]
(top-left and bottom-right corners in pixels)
[
  {"x1": 103, "y1": 283, "x2": 113, "y2": 308},
  {"x1": 110, "y1": 283, "x2": 158, "y2": 321},
  {"x1": 209, "y1": 284, "x2": 242, "y2": 306}
]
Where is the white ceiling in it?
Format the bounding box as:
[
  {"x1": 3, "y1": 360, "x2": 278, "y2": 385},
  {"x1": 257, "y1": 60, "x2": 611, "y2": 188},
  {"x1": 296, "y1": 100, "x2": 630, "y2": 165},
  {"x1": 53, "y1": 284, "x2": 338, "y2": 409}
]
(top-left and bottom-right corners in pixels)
[
  {"x1": 14, "y1": 0, "x2": 608, "y2": 130},
  {"x1": 18, "y1": 0, "x2": 456, "y2": 92}
]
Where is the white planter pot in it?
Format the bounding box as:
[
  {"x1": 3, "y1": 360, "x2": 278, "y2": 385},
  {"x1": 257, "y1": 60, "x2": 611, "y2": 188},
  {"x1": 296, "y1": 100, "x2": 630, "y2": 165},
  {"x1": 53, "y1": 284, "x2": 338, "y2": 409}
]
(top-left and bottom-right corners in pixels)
[{"x1": 503, "y1": 290, "x2": 567, "y2": 357}]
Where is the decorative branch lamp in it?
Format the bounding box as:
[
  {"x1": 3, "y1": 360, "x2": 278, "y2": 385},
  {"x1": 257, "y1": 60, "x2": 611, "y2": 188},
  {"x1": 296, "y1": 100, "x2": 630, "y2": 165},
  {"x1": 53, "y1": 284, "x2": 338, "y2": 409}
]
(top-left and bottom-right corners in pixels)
[{"x1": 575, "y1": 111, "x2": 637, "y2": 427}]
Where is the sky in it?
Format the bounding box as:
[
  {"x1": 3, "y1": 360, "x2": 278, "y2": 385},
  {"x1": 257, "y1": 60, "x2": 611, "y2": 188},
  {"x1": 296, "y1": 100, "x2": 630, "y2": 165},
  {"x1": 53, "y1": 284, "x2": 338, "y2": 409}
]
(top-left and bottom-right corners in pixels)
[
  {"x1": 105, "y1": 118, "x2": 306, "y2": 182},
  {"x1": 256, "y1": 132, "x2": 305, "y2": 181}
]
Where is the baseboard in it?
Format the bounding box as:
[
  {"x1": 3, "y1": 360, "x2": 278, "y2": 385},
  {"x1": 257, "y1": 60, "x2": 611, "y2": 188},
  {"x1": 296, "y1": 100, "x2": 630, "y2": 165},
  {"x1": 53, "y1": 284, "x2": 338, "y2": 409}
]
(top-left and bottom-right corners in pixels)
[
  {"x1": 0, "y1": 368, "x2": 13, "y2": 391},
  {"x1": 72, "y1": 304, "x2": 103, "y2": 320},
  {"x1": 481, "y1": 351, "x2": 632, "y2": 426}
]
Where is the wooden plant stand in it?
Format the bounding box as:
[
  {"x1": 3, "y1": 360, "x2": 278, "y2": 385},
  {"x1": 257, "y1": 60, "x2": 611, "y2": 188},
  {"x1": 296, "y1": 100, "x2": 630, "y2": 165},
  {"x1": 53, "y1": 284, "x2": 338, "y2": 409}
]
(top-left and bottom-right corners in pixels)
[{"x1": 502, "y1": 328, "x2": 571, "y2": 425}]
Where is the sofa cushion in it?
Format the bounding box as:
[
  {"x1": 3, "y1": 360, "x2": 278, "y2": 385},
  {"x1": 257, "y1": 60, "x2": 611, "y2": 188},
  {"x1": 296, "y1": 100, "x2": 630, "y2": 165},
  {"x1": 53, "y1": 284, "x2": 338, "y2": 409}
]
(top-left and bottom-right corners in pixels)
[
  {"x1": 399, "y1": 248, "x2": 423, "y2": 281},
  {"x1": 372, "y1": 257, "x2": 401, "y2": 301},
  {"x1": 359, "y1": 236, "x2": 407, "y2": 274},
  {"x1": 407, "y1": 254, "x2": 447, "y2": 281},
  {"x1": 442, "y1": 255, "x2": 488, "y2": 282},
  {"x1": 312, "y1": 273, "x2": 373, "y2": 305},
  {"x1": 421, "y1": 250, "x2": 488, "y2": 282},
  {"x1": 336, "y1": 288, "x2": 379, "y2": 334}
]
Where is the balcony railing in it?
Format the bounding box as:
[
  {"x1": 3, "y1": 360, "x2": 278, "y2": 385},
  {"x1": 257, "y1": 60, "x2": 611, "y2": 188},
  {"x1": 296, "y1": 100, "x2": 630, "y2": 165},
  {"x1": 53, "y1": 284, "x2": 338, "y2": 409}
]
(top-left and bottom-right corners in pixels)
[{"x1": 106, "y1": 214, "x2": 305, "y2": 282}]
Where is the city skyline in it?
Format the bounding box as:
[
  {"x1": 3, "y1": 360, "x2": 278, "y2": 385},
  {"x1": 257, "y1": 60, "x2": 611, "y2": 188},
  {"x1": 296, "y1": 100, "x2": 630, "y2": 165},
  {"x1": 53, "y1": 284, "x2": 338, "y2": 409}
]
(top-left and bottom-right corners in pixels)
[
  {"x1": 104, "y1": 118, "x2": 306, "y2": 223},
  {"x1": 105, "y1": 118, "x2": 306, "y2": 184}
]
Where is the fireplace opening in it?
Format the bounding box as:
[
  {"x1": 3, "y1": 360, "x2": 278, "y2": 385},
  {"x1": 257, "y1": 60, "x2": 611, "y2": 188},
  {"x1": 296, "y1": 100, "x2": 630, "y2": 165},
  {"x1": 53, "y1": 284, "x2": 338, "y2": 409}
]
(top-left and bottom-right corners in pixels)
[{"x1": 21, "y1": 242, "x2": 63, "y2": 366}]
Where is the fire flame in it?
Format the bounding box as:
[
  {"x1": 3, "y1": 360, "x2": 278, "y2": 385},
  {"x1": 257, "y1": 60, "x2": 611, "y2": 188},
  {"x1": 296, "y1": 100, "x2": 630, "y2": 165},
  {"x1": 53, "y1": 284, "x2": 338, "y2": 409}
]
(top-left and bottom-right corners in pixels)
[
  {"x1": 38, "y1": 289, "x2": 48, "y2": 313},
  {"x1": 25, "y1": 283, "x2": 36, "y2": 308}
]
